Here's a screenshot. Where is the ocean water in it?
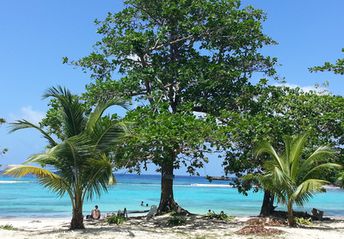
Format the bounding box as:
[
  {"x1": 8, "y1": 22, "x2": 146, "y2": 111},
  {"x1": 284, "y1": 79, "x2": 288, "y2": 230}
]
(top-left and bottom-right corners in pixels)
[{"x1": 0, "y1": 174, "x2": 343, "y2": 218}]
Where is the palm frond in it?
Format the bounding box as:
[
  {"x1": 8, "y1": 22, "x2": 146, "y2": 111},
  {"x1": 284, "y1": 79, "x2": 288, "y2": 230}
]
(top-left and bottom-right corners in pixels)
[
  {"x1": 302, "y1": 146, "x2": 336, "y2": 169},
  {"x1": 4, "y1": 165, "x2": 56, "y2": 178},
  {"x1": 9, "y1": 120, "x2": 57, "y2": 146},
  {"x1": 43, "y1": 86, "x2": 86, "y2": 138},
  {"x1": 302, "y1": 163, "x2": 342, "y2": 180},
  {"x1": 91, "y1": 119, "x2": 126, "y2": 152},
  {"x1": 291, "y1": 179, "x2": 328, "y2": 206},
  {"x1": 38, "y1": 174, "x2": 73, "y2": 199},
  {"x1": 81, "y1": 155, "x2": 114, "y2": 201},
  {"x1": 85, "y1": 98, "x2": 128, "y2": 133},
  {"x1": 289, "y1": 134, "x2": 308, "y2": 180},
  {"x1": 255, "y1": 141, "x2": 286, "y2": 172}
]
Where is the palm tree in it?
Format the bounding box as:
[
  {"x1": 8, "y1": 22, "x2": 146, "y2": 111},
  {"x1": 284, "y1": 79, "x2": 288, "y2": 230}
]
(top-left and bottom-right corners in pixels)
[
  {"x1": 254, "y1": 134, "x2": 341, "y2": 226},
  {"x1": 5, "y1": 86, "x2": 126, "y2": 229}
]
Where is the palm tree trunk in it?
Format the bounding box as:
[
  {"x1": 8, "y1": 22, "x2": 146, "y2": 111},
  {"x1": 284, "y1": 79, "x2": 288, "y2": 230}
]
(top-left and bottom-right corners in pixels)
[
  {"x1": 70, "y1": 195, "x2": 84, "y2": 230},
  {"x1": 287, "y1": 200, "x2": 295, "y2": 227},
  {"x1": 260, "y1": 190, "x2": 275, "y2": 216}
]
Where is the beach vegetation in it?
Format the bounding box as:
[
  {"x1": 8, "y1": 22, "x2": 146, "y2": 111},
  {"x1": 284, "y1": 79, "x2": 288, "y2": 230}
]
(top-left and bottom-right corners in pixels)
[
  {"x1": 206, "y1": 211, "x2": 234, "y2": 221},
  {"x1": 0, "y1": 224, "x2": 16, "y2": 230},
  {"x1": 68, "y1": 0, "x2": 277, "y2": 214},
  {"x1": 4, "y1": 86, "x2": 126, "y2": 230},
  {"x1": 106, "y1": 214, "x2": 127, "y2": 225},
  {"x1": 295, "y1": 217, "x2": 313, "y2": 226},
  {"x1": 168, "y1": 212, "x2": 187, "y2": 226},
  {"x1": 252, "y1": 134, "x2": 341, "y2": 226}
]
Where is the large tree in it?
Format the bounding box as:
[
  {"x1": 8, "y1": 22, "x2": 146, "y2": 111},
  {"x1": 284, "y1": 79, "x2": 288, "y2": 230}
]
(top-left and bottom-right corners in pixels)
[
  {"x1": 218, "y1": 83, "x2": 344, "y2": 216},
  {"x1": 5, "y1": 87, "x2": 126, "y2": 229},
  {"x1": 69, "y1": 0, "x2": 277, "y2": 213}
]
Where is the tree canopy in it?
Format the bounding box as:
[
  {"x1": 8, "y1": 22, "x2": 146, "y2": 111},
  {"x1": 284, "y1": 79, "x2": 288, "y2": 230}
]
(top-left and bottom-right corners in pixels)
[{"x1": 67, "y1": 0, "x2": 278, "y2": 212}]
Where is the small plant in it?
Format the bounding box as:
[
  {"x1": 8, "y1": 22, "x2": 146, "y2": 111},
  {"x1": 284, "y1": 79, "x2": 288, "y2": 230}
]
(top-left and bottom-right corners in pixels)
[
  {"x1": 206, "y1": 211, "x2": 234, "y2": 221},
  {"x1": 168, "y1": 212, "x2": 187, "y2": 226},
  {"x1": 106, "y1": 214, "x2": 127, "y2": 225},
  {"x1": 295, "y1": 217, "x2": 313, "y2": 226},
  {"x1": 0, "y1": 224, "x2": 17, "y2": 230}
]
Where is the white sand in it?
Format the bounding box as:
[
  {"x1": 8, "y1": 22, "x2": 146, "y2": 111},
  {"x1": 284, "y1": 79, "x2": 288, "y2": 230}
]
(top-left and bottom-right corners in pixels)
[{"x1": 0, "y1": 216, "x2": 343, "y2": 239}]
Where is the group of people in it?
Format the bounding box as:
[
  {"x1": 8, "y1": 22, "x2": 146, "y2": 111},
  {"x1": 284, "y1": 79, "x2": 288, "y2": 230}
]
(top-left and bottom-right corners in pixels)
[{"x1": 85, "y1": 204, "x2": 133, "y2": 220}]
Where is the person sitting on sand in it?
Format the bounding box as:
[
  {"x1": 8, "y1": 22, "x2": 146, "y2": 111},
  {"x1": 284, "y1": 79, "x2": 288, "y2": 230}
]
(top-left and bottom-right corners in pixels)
[{"x1": 91, "y1": 205, "x2": 101, "y2": 220}]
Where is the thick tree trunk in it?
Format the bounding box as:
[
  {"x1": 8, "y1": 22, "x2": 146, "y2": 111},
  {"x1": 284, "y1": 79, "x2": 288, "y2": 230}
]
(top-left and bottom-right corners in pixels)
[
  {"x1": 70, "y1": 199, "x2": 84, "y2": 230},
  {"x1": 259, "y1": 190, "x2": 275, "y2": 216},
  {"x1": 287, "y1": 200, "x2": 296, "y2": 227},
  {"x1": 158, "y1": 159, "x2": 177, "y2": 213}
]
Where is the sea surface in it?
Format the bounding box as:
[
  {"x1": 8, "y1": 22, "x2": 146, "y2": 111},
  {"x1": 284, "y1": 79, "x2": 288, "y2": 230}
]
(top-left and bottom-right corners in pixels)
[{"x1": 0, "y1": 174, "x2": 343, "y2": 218}]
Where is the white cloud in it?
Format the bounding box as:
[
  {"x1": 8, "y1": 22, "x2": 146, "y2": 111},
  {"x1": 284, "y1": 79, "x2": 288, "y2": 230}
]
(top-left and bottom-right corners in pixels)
[
  {"x1": 9, "y1": 106, "x2": 45, "y2": 125},
  {"x1": 274, "y1": 83, "x2": 328, "y2": 94}
]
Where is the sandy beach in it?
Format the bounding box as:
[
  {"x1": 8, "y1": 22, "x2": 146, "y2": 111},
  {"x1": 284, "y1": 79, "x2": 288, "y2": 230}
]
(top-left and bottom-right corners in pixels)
[{"x1": 0, "y1": 215, "x2": 343, "y2": 239}]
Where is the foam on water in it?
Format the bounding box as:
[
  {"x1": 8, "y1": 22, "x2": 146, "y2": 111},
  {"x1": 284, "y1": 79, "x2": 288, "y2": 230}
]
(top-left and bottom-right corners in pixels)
[
  {"x1": 0, "y1": 180, "x2": 32, "y2": 184},
  {"x1": 190, "y1": 183, "x2": 233, "y2": 188}
]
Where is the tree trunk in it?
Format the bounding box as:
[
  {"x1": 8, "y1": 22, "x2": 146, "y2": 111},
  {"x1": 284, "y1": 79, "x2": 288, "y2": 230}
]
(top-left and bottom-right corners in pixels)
[
  {"x1": 287, "y1": 200, "x2": 295, "y2": 227},
  {"x1": 158, "y1": 159, "x2": 177, "y2": 213},
  {"x1": 70, "y1": 197, "x2": 84, "y2": 230},
  {"x1": 259, "y1": 190, "x2": 275, "y2": 216}
]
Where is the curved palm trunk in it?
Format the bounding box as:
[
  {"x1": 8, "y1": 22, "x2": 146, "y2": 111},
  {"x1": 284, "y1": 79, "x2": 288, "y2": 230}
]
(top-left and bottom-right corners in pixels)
[
  {"x1": 260, "y1": 190, "x2": 275, "y2": 216},
  {"x1": 158, "y1": 159, "x2": 177, "y2": 213},
  {"x1": 287, "y1": 200, "x2": 295, "y2": 227},
  {"x1": 70, "y1": 195, "x2": 85, "y2": 230}
]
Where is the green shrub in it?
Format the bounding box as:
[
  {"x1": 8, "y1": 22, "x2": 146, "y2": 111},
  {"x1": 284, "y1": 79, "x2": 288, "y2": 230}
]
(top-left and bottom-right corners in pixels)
[
  {"x1": 295, "y1": 217, "x2": 312, "y2": 226},
  {"x1": 106, "y1": 214, "x2": 127, "y2": 225},
  {"x1": 0, "y1": 224, "x2": 16, "y2": 230},
  {"x1": 206, "y1": 211, "x2": 234, "y2": 221},
  {"x1": 168, "y1": 212, "x2": 187, "y2": 226}
]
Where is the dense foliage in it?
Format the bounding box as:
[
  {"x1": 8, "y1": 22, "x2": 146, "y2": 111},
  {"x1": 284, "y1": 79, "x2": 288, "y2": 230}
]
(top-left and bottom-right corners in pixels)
[
  {"x1": 217, "y1": 83, "x2": 344, "y2": 215},
  {"x1": 68, "y1": 0, "x2": 278, "y2": 213}
]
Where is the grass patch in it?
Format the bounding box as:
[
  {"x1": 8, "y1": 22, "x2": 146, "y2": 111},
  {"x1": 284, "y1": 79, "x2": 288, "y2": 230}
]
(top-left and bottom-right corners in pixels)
[{"x1": 0, "y1": 224, "x2": 17, "y2": 230}]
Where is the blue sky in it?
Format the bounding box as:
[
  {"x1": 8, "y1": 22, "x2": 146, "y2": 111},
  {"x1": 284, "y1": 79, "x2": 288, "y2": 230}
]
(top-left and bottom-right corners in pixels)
[{"x1": 0, "y1": 0, "x2": 343, "y2": 176}]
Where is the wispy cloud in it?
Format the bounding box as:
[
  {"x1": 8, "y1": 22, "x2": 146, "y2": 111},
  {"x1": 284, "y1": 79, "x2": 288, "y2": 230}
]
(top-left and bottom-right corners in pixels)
[
  {"x1": 9, "y1": 106, "x2": 45, "y2": 125},
  {"x1": 274, "y1": 83, "x2": 328, "y2": 94}
]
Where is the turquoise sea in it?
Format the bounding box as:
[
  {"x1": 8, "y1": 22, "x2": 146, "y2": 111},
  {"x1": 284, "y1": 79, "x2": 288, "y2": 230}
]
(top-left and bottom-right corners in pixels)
[{"x1": 0, "y1": 174, "x2": 343, "y2": 218}]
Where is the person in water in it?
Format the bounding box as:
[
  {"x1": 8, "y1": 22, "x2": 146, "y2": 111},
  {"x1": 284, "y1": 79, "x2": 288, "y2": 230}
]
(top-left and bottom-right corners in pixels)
[{"x1": 91, "y1": 205, "x2": 101, "y2": 219}]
